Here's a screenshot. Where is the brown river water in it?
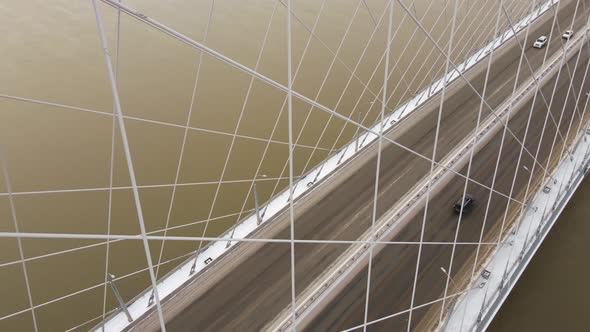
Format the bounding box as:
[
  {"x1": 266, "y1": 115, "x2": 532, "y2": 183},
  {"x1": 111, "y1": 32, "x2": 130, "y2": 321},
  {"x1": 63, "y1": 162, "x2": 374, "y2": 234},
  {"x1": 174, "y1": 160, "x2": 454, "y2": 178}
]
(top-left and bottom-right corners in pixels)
[{"x1": 0, "y1": 0, "x2": 575, "y2": 331}]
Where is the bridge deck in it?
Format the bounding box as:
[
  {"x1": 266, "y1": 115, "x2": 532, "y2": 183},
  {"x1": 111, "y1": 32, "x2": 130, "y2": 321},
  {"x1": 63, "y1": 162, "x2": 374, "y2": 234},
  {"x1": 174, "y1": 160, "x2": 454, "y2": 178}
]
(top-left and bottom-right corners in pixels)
[{"x1": 129, "y1": 1, "x2": 590, "y2": 331}]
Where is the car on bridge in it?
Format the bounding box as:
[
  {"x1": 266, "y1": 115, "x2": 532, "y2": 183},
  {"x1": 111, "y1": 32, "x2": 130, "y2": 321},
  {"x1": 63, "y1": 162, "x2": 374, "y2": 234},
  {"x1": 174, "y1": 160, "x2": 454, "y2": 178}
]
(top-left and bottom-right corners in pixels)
[
  {"x1": 533, "y1": 35, "x2": 548, "y2": 49},
  {"x1": 562, "y1": 29, "x2": 574, "y2": 40},
  {"x1": 454, "y1": 194, "x2": 474, "y2": 214}
]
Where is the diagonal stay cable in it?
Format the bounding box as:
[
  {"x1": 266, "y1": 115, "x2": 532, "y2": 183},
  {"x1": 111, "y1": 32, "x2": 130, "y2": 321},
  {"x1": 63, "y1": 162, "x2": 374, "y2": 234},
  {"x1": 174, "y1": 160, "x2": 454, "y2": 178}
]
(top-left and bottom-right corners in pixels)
[
  {"x1": 187, "y1": 0, "x2": 281, "y2": 274},
  {"x1": 96, "y1": 0, "x2": 526, "y2": 214},
  {"x1": 227, "y1": 0, "x2": 330, "y2": 237},
  {"x1": 0, "y1": 209, "x2": 255, "y2": 270},
  {"x1": 91, "y1": 1, "x2": 165, "y2": 330},
  {"x1": 153, "y1": 0, "x2": 216, "y2": 290},
  {"x1": 275, "y1": 0, "x2": 413, "y2": 102},
  {"x1": 437, "y1": 0, "x2": 540, "y2": 322},
  {"x1": 454, "y1": 0, "x2": 508, "y2": 329},
  {"x1": 407, "y1": 0, "x2": 460, "y2": 329},
  {"x1": 101, "y1": 0, "x2": 121, "y2": 327},
  {"x1": 0, "y1": 148, "x2": 39, "y2": 332},
  {"x1": 286, "y1": 0, "x2": 297, "y2": 328},
  {"x1": 0, "y1": 94, "x2": 333, "y2": 152},
  {"x1": 294, "y1": 0, "x2": 448, "y2": 183},
  {"x1": 266, "y1": 0, "x2": 373, "y2": 212},
  {"x1": 0, "y1": 175, "x2": 301, "y2": 197},
  {"x1": 362, "y1": 0, "x2": 394, "y2": 330},
  {"x1": 392, "y1": 0, "x2": 565, "y2": 181},
  {"x1": 0, "y1": 231, "x2": 514, "y2": 327}
]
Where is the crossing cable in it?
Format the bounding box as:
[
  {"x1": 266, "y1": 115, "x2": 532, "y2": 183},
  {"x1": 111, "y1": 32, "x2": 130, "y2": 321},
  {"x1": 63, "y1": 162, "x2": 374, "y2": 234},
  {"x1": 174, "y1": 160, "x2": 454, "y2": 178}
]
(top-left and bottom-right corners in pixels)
[
  {"x1": 421, "y1": 0, "x2": 531, "y2": 95},
  {"x1": 0, "y1": 248, "x2": 196, "y2": 324},
  {"x1": 359, "y1": 0, "x2": 413, "y2": 90},
  {"x1": 362, "y1": 1, "x2": 394, "y2": 330},
  {"x1": 454, "y1": 0, "x2": 508, "y2": 329},
  {"x1": 91, "y1": 1, "x2": 166, "y2": 330},
  {"x1": 456, "y1": 0, "x2": 556, "y2": 325},
  {"x1": 286, "y1": 0, "x2": 298, "y2": 329},
  {"x1": 266, "y1": 0, "x2": 413, "y2": 199},
  {"x1": 0, "y1": 231, "x2": 522, "y2": 246},
  {"x1": 296, "y1": 0, "x2": 489, "y2": 183},
  {"x1": 341, "y1": 285, "x2": 480, "y2": 332},
  {"x1": 0, "y1": 94, "x2": 333, "y2": 151},
  {"x1": 0, "y1": 148, "x2": 38, "y2": 332},
  {"x1": 496, "y1": 0, "x2": 588, "y2": 246},
  {"x1": 0, "y1": 209, "x2": 253, "y2": 270},
  {"x1": 0, "y1": 175, "x2": 298, "y2": 197},
  {"x1": 461, "y1": 2, "x2": 590, "y2": 329},
  {"x1": 536, "y1": 1, "x2": 589, "y2": 214},
  {"x1": 470, "y1": 0, "x2": 579, "y2": 288},
  {"x1": 101, "y1": 0, "x2": 121, "y2": 328},
  {"x1": 355, "y1": 0, "x2": 530, "y2": 166},
  {"x1": 275, "y1": 0, "x2": 412, "y2": 111},
  {"x1": 557, "y1": 84, "x2": 590, "y2": 191},
  {"x1": 232, "y1": 0, "x2": 469, "y2": 234},
  {"x1": 187, "y1": 0, "x2": 280, "y2": 274},
  {"x1": 390, "y1": 0, "x2": 568, "y2": 184},
  {"x1": 399, "y1": 0, "x2": 519, "y2": 104},
  {"x1": 421, "y1": 0, "x2": 527, "y2": 99},
  {"x1": 355, "y1": 0, "x2": 528, "y2": 152},
  {"x1": 561, "y1": 16, "x2": 590, "y2": 178},
  {"x1": 352, "y1": 0, "x2": 532, "y2": 164},
  {"x1": 520, "y1": 7, "x2": 590, "y2": 263},
  {"x1": 517, "y1": 0, "x2": 589, "y2": 237},
  {"x1": 264, "y1": 0, "x2": 373, "y2": 223},
  {"x1": 276, "y1": 0, "x2": 510, "y2": 202},
  {"x1": 0, "y1": 231, "x2": 515, "y2": 327},
  {"x1": 406, "y1": 0, "x2": 460, "y2": 328},
  {"x1": 225, "y1": 0, "x2": 330, "y2": 240},
  {"x1": 438, "y1": 0, "x2": 541, "y2": 324},
  {"x1": 152, "y1": 0, "x2": 216, "y2": 306},
  {"x1": 0, "y1": 0, "x2": 540, "y2": 326},
  {"x1": 96, "y1": 0, "x2": 529, "y2": 209},
  {"x1": 547, "y1": 4, "x2": 590, "y2": 122},
  {"x1": 497, "y1": 1, "x2": 585, "y2": 150}
]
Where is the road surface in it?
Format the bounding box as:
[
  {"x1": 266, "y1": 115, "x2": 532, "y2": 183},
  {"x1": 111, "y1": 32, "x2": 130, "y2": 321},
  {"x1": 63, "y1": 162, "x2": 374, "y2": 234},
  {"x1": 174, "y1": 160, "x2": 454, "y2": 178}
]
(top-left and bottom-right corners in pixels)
[{"x1": 129, "y1": 1, "x2": 590, "y2": 331}]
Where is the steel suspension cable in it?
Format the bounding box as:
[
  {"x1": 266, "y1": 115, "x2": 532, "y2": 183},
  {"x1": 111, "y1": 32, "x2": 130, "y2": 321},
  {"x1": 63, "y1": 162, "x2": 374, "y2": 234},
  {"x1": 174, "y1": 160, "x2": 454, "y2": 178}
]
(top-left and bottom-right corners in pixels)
[
  {"x1": 362, "y1": 1, "x2": 394, "y2": 330},
  {"x1": 187, "y1": 0, "x2": 280, "y2": 274},
  {"x1": 100, "y1": 0, "x2": 121, "y2": 327},
  {"x1": 91, "y1": 1, "x2": 166, "y2": 329},
  {"x1": 0, "y1": 149, "x2": 38, "y2": 331},
  {"x1": 408, "y1": 0, "x2": 459, "y2": 327},
  {"x1": 227, "y1": 0, "x2": 329, "y2": 239},
  {"x1": 151, "y1": 0, "x2": 216, "y2": 307},
  {"x1": 455, "y1": 0, "x2": 507, "y2": 328},
  {"x1": 0, "y1": 94, "x2": 333, "y2": 151},
  {"x1": 95, "y1": 0, "x2": 529, "y2": 208},
  {"x1": 438, "y1": 0, "x2": 539, "y2": 324}
]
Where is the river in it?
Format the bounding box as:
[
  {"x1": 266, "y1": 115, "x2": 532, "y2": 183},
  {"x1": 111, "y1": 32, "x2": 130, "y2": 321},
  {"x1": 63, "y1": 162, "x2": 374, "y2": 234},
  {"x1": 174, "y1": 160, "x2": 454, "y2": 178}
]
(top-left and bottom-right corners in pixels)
[{"x1": 0, "y1": 0, "x2": 572, "y2": 331}]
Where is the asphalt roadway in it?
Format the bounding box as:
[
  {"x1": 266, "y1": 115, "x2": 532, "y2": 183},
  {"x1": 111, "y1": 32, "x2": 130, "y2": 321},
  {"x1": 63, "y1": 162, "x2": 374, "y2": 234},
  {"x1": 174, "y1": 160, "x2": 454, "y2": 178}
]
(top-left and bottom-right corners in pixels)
[{"x1": 131, "y1": 0, "x2": 590, "y2": 331}]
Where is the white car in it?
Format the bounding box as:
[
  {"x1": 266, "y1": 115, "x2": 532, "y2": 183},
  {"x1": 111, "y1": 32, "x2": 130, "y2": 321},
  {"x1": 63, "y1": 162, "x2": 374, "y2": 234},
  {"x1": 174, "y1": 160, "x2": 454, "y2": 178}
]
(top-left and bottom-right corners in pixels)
[
  {"x1": 533, "y1": 35, "x2": 548, "y2": 48},
  {"x1": 562, "y1": 30, "x2": 574, "y2": 39}
]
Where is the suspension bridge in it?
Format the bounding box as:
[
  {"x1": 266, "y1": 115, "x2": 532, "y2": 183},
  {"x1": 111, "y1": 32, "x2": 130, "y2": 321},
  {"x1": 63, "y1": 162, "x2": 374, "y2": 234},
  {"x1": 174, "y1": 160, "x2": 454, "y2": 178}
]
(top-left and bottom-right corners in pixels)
[{"x1": 0, "y1": 0, "x2": 589, "y2": 331}]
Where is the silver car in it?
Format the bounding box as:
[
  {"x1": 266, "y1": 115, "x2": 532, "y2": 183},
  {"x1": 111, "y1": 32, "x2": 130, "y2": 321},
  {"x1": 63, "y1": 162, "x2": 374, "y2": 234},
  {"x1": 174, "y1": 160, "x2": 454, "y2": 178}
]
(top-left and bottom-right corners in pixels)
[{"x1": 533, "y1": 35, "x2": 548, "y2": 48}]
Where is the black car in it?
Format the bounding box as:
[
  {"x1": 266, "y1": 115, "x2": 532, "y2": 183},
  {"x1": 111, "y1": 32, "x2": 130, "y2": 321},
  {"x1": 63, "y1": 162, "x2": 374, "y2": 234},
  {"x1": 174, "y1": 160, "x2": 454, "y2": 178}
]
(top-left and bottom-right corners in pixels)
[{"x1": 454, "y1": 194, "x2": 474, "y2": 213}]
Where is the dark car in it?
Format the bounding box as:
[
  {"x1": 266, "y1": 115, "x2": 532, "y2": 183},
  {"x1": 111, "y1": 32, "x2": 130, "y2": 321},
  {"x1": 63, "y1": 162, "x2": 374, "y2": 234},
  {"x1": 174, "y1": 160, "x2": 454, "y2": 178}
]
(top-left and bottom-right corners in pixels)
[{"x1": 454, "y1": 194, "x2": 474, "y2": 213}]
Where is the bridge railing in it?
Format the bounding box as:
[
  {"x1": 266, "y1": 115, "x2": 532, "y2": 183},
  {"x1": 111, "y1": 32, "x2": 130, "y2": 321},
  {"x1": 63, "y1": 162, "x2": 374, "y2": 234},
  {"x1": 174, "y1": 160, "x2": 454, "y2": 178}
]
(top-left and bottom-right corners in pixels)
[
  {"x1": 94, "y1": 1, "x2": 560, "y2": 330},
  {"x1": 442, "y1": 19, "x2": 590, "y2": 332}
]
